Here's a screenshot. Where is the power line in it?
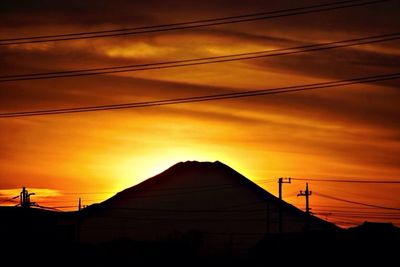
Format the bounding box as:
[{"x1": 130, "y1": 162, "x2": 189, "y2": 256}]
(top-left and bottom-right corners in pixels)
[
  {"x1": 314, "y1": 211, "x2": 400, "y2": 216},
  {"x1": 34, "y1": 205, "x2": 62, "y2": 211},
  {"x1": 328, "y1": 220, "x2": 360, "y2": 225},
  {"x1": 36, "y1": 176, "x2": 396, "y2": 197},
  {"x1": 311, "y1": 204, "x2": 394, "y2": 210},
  {"x1": 313, "y1": 209, "x2": 400, "y2": 215},
  {"x1": 39, "y1": 185, "x2": 238, "y2": 202},
  {"x1": 63, "y1": 182, "x2": 245, "y2": 195},
  {"x1": 76, "y1": 215, "x2": 269, "y2": 222},
  {"x1": 111, "y1": 185, "x2": 238, "y2": 199},
  {"x1": 1, "y1": 72, "x2": 399, "y2": 118},
  {"x1": 292, "y1": 178, "x2": 400, "y2": 183},
  {"x1": 0, "y1": 0, "x2": 387, "y2": 45},
  {"x1": 92, "y1": 206, "x2": 268, "y2": 214},
  {"x1": 1, "y1": 32, "x2": 399, "y2": 82},
  {"x1": 314, "y1": 192, "x2": 400, "y2": 211},
  {"x1": 47, "y1": 205, "x2": 77, "y2": 209},
  {"x1": 62, "y1": 191, "x2": 114, "y2": 195},
  {"x1": 38, "y1": 199, "x2": 104, "y2": 204},
  {"x1": 320, "y1": 213, "x2": 400, "y2": 220},
  {"x1": 0, "y1": 196, "x2": 19, "y2": 204},
  {"x1": 321, "y1": 215, "x2": 400, "y2": 220}
]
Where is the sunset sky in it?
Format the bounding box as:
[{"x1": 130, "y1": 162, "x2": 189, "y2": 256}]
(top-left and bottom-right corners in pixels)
[{"x1": 1, "y1": 0, "x2": 399, "y2": 226}]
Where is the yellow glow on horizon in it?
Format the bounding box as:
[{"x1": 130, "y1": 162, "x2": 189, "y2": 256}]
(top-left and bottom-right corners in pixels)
[{"x1": 95, "y1": 142, "x2": 255, "y2": 191}]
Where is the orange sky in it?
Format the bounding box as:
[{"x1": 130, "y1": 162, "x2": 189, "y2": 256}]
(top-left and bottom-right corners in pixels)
[{"x1": 0, "y1": 0, "x2": 399, "y2": 227}]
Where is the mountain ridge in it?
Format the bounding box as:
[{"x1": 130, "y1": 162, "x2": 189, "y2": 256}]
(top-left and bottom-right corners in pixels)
[{"x1": 83, "y1": 160, "x2": 339, "y2": 231}]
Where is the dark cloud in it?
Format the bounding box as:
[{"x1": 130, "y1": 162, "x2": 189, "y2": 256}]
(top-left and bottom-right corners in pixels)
[
  {"x1": 2, "y1": 0, "x2": 399, "y2": 36},
  {"x1": 0, "y1": 73, "x2": 237, "y2": 111},
  {"x1": 250, "y1": 44, "x2": 400, "y2": 80},
  {"x1": 1, "y1": 63, "x2": 399, "y2": 133}
]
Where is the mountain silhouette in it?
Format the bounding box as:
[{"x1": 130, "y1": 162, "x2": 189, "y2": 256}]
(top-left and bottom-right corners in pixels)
[
  {"x1": 2, "y1": 161, "x2": 398, "y2": 266},
  {"x1": 79, "y1": 161, "x2": 338, "y2": 253}
]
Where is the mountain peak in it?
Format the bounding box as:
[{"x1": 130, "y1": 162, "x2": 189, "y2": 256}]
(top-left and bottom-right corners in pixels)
[
  {"x1": 169, "y1": 160, "x2": 225, "y2": 168},
  {"x1": 158, "y1": 160, "x2": 233, "y2": 177},
  {"x1": 99, "y1": 160, "x2": 265, "y2": 207}
]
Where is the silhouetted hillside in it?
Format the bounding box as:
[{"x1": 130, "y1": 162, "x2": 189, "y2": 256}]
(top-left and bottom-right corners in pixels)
[
  {"x1": 78, "y1": 161, "x2": 338, "y2": 255},
  {"x1": 83, "y1": 161, "x2": 337, "y2": 231}
]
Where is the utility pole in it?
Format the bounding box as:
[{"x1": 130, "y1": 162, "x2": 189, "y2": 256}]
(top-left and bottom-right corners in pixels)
[
  {"x1": 77, "y1": 197, "x2": 82, "y2": 244},
  {"x1": 20, "y1": 187, "x2": 26, "y2": 207},
  {"x1": 278, "y1": 177, "x2": 291, "y2": 200},
  {"x1": 278, "y1": 177, "x2": 291, "y2": 234},
  {"x1": 297, "y1": 183, "x2": 312, "y2": 215},
  {"x1": 19, "y1": 187, "x2": 35, "y2": 208}
]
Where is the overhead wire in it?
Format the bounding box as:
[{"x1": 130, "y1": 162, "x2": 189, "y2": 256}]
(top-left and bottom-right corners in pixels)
[
  {"x1": 46, "y1": 205, "x2": 78, "y2": 209},
  {"x1": 1, "y1": 32, "x2": 399, "y2": 82},
  {"x1": 62, "y1": 191, "x2": 114, "y2": 195},
  {"x1": 326, "y1": 218, "x2": 361, "y2": 225},
  {"x1": 0, "y1": 0, "x2": 388, "y2": 45},
  {"x1": 38, "y1": 199, "x2": 105, "y2": 204},
  {"x1": 0, "y1": 180, "x2": 272, "y2": 208},
  {"x1": 313, "y1": 208, "x2": 400, "y2": 217},
  {"x1": 314, "y1": 192, "x2": 400, "y2": 211},
  {"x1": 93, "y1": 206, "x2": 268, "y2": 214},
  {"x1": 313, "y1": 210, "x2": 400, "y2": 218},
  {"x1": 34, "y1": 205, "x2": 62, "y2": 211},
  {"x1": 292, "y1": 178, "x2": 400, "y2": 183},
  {"x1": 1, "y1": 72, "x2": 399, "y2": 118},
  {"x1": 315, "y1": 213, "x2": 400, "y2": 219},
  {"x1": 312, "y1": 204, "x2": 399, "y2": 210},
  {"x1": 0, "y1": 196, "x2": 19, "y2": 204}
]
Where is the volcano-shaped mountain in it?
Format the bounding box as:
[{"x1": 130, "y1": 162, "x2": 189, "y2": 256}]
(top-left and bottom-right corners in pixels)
[{"x1": 80, "y1": 161, "x2": 339, "y2": 253}]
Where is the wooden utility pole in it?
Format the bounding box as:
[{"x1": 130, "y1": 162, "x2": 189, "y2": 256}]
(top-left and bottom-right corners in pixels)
[
  {"x1": 77, "y1": 197, "x2": 82, "y2": 244},
  {"x1": 297, "y1": 183, "x2": 312, "y2": 215},
  {"x1": 278, "y1": 177, "x2": 291, "y2": 200},
  {"x1": 20, "y1": 187, "x2": 35, "y2": 208},
  {"x1": 278, "y1": 177, "x2": 291, "y2": 234},
  {"x1": 20, "y1": 187, "x2": 26, "y2": 207}
]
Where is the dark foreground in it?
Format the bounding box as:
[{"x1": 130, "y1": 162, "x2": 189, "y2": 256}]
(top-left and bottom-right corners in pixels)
[
  {"x1": 1, "y1": 207, "x2": 399, "y2": 266},
  {"x1": 2, "y1": 223, "x2": 399, "y2": 266}
]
